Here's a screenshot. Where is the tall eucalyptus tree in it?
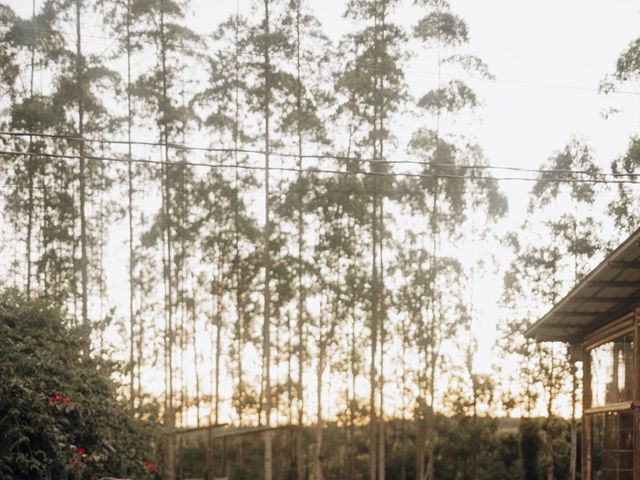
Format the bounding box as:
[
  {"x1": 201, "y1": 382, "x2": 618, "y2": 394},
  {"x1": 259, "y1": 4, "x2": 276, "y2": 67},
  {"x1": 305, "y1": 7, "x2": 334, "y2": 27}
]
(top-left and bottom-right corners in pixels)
[
  {"x1": 97, "y1": 0, "x2": 147, "y2": 407},
  {"x1": 530, "y1": 140, "x2": 603, "y2": 480},
  {"x1": 404, "y1": 1, "x2": 501, "y2": 478},
  {"x1": 501, "y1": 140, "x2": 603, "y2": 480},
  {"x1": 47, "y1": 0, "x2": 118, "y2": 324},
  {"x1": 602, "y1": 32, "x2": 640, "y2": 235},
  {"x1": 129, "y1": 0, "x2": 201, "y2": 476},
  {"x1": 0, "y1": 1, "x2": 64, "y2": 299},
  {"x1": 278, "y1": 0, "x2": 333, "y2": 475},
  {"x1": 244, "y1": 1, "x2": 301, "y2": 476},
  {"x1": 338, "y1": 1, "x2": 407, "y2": 476}
]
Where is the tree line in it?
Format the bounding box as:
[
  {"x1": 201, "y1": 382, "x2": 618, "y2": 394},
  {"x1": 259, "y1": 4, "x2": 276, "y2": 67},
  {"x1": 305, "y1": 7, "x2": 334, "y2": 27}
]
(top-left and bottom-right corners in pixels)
[{"x1": 0, "y1": 0, "x2": 639, "y2": 479}]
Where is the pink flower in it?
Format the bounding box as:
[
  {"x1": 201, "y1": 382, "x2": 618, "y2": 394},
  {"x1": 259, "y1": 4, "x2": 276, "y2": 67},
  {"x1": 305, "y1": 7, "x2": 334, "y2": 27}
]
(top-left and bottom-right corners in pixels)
[{"x1": 74, "y1": 446, "x2": 86, "y2": 456}]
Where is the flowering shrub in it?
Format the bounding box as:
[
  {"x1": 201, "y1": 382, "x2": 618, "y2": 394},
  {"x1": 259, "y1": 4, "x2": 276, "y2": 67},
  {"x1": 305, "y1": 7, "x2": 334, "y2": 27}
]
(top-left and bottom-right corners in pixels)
[
  {"x1": 0, "y1": 291, "x2": 161, "y2": 479},
  {"x1": 51, "y1": 394, "x2": 71, "y2": 405}
]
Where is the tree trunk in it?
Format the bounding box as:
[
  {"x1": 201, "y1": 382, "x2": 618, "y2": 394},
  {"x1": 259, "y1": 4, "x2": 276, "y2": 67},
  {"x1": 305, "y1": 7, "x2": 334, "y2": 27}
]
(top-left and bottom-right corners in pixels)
[
  {"x1": 417, "y1": 418, "x2": 425, "y2": 480},
  {"x1": 125, "y1": 0, "x2": 136, "y2": 410},
  {"x1": 425, "y1": 180, "x2": 439, "y2": 480},
  {"x1": 369, "y1": 3, "x2": 382, "y2": 475},
  {"x1": 400, "y1": 322, "x2": 407, "y2": 480},
  {"x1": 545, "y1": 375, "x2": 554, "y2": 480},
  {"x1": 378, "y1": 197, "x2": 385, "y2": 480},
  {"x1": 262, "y1": 1, "x2": 273, "y2": 478},
  {"x1": 192, "y1": 289, "x2": 202, "y2": 427},
  {"x1": 206, "y1": 329, "x2": 214, "y2": 480},
  {"x1": 75, "y1": 0, "x2": 89, "y2": 329},
  {"x1": 569, "y1": 360, "x2": 577, "y2": 480},
  {"x1": 349, "y1": 300, "x2": 357, "y2": 480},
  {"x1": 316, "y1": 338, "x2": 325, "y2": 480},
  {"x1": 369, "y1": 186, "x2": 378, "y2": 480},
  {"x1": 295, "y1": 2, "x2": 306, "y2": 478},
  {"x1": 25, "y1": 0, "x2": 37, "y2": 299},
  {"x1": 232, "y1": 7, "x2": 244, "y2": 431},
  {"x1": 158, "y1": 1, "x2": 175, "y2": 477}
]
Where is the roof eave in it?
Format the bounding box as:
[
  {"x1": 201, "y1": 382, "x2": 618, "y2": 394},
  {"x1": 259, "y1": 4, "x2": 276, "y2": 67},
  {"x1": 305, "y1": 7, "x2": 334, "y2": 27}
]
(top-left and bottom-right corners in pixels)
[{"x1": 524, "y1": 226, "x2": 640, "y2": 341}]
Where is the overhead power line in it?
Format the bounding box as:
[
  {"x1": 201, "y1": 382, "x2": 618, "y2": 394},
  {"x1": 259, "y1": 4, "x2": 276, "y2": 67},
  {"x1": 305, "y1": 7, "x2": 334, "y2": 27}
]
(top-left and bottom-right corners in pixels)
[
  {"x1": 2, "y1": 148, "x2": 640, "y2": 186},
  {"x1": 0, "y1": 130, "x2": 633, "y2": 179}
]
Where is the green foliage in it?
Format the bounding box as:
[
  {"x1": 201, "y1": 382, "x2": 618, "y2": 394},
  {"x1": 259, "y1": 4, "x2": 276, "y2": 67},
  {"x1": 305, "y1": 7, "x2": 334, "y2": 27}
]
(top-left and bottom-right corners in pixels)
[
  {"x1": 609, "y1": 137, "x2": 640, "y2": 231},
  {"x1": 413, "y1": 11, "x2": 468, "y2": 46},
  {"x1": 615, "y1": 38, "x2": 640, "y2": 81},
  {"x1": 0, "y1": 291, "x2": 160, "y2": 480},
  {"x1": 520, "y1": 419, "x2": 542, "y2": 480},
  {"x1": 173, "y1": 416, "x2": 575, "y2": 480},
  {"x1": 418, "y1": 79, "x2": 478, "y2": 113},
  {"x1": 531, "y1": 139, "x2": 600, "y2": 206}
]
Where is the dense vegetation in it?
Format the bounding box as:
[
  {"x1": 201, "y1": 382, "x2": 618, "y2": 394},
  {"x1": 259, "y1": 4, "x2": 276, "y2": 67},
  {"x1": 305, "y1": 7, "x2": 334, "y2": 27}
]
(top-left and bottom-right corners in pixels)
[
  {"x1": 178, "y1": 417, "x2": 576, "y2": 480},
  {"x1": 0, "y1": 291, "x2": 160, "y2": 479},
  {"x1": 0, "y1": 0, "x2": 638, "y2": 478}
]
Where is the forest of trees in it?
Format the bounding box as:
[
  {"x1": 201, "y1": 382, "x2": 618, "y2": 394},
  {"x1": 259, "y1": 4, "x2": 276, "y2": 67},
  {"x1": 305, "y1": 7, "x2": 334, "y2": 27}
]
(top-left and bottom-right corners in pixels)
[{"x1": 0, "y1": 0, "x2": 639, "y2": 479}]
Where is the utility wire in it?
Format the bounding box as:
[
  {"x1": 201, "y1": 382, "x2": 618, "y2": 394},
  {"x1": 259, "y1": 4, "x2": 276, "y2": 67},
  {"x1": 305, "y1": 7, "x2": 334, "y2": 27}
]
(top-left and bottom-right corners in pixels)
[
  {"x1": 2, "y1": 148, "x2": 640, "y2": 185},
  {"x1": 0, "y1": 130, "x2": 631, "y2": 178}
]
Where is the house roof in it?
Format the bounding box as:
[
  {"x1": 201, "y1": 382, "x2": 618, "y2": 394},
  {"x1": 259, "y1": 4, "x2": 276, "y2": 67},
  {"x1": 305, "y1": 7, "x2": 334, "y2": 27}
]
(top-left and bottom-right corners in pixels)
[
  {"x1": 525, "y1": 226, "x2": 640, "y2": 342},
  {"x1": 175, "y1": 424, "x2": 282, "y2": 438}
]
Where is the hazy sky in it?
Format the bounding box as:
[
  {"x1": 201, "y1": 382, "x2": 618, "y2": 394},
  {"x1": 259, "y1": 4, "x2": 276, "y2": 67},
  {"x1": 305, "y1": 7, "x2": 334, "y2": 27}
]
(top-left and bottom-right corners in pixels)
[
  {"x1": 5, "y1": 0, "x2": 640, "y2": 401},
  {"x1": 197, "y1": 0, "x2": 640, "y2": 414},
  {"x1": 208, "y1": 0, "x2": 640, "y2": 371},
  {"x1": 192, "y1": 0, "x2": 640, "y2": 386},
  {"x1": 303, "y1": 0, "x2": 640, "y2": 372}
]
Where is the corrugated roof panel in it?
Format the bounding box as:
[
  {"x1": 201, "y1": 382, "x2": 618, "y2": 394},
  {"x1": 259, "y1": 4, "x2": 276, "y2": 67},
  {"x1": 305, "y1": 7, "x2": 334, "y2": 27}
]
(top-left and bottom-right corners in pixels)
[{"x1": 525, "y1": 227, "x2": 640, "y2": 341}]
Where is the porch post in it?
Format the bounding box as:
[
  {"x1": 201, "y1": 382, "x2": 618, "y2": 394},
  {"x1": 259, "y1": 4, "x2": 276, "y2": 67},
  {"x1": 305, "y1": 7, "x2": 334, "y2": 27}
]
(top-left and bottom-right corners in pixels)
[
  {"x1": 582, "y1": 342, "x2": 591, "y2": 480},
  {"x1": 634, "y1": 307, "x2": 640, "y2": 480}
]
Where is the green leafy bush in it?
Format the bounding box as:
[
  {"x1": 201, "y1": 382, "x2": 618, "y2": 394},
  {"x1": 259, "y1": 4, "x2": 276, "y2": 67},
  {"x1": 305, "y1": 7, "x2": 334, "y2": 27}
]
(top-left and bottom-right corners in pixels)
[{"x1": 0, "y1": 291, "x2": 160, "y2": 479}]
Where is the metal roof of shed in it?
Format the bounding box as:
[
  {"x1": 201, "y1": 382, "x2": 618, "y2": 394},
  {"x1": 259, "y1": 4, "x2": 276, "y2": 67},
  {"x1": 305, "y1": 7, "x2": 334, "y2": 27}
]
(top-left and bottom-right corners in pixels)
[{"x1": 525, "y1": 226, "x2": 640, "y2": 342}]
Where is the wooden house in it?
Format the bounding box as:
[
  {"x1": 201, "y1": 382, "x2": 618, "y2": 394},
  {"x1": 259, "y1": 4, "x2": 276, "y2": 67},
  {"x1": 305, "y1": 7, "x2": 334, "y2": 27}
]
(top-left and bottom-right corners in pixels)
[{"x1": 526, "y1": 228, "x2": 640, "y2": 480}]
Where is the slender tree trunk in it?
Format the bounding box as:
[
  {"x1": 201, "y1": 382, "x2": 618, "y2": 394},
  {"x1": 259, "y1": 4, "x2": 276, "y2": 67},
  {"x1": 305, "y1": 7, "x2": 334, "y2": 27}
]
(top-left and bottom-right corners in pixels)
[
  {"x1": 416, "y1": 375, "x2": 425, "y2": 480},
  {"x1": 569, "y1": 221, "x2": 578, "y2": 480},
  {"x1": 25, "y1": 0, "x2": 37, "y2": 299},
  {"x1": 232, "y1": 6, "x2": 244, "y2": 432},
  {"x1": 315, "y1": 332, "x2": 325, "y2": 480},
  {"x1": 369, "y1": 3, "x2": 381, "y2": 476},
  {"x1": 125, "y1": 0, "x2": 137, "y2": 410},
  {"x1": 294, "y1": 3, "x2": 306, "y2": 479},
  {"x1": 369, "y1": 186, "x2": 378, "y2": 480},
  {"x1": 207, "y1": 328, "x2": 214, "y2": 480},
  {"x1": 377, "y1": 8, "x2": 387, "y2": 476},
  {"x1": 262, "y1": 1, "x2": 273, "y2": 478},
  {"x1": 159, "y1": 1, "x2": 175, "y2": 477},
  {"x1": 425, "y1": 180, "x2": 439, "y2": 480},
  {"x1": 75, "y1": 0, "x2": 89, "y2": 329},
  {"x1": 26, "y1": 146, "x2": 34, "y2": 297},
  {"x1": 545, "y1": 358, "x2": 555, "y2": 480},
  {"x1": 349, "y1": 298, "x2": 357, "y2": 480},
  {"x1": 400, "y1": 319, "x2": 407, "y2": 480},
  {"x1": 212, "y1": 263, "x2": 223, "y2": 476},
  {"x1": 41, "y1": 167, "x2": 48, "y2": 293},
  {"x1": 192, "y1": 287, "x2": 201, "y2": 427},
  {"x1": 569, "y1": 360, "x2": 577, "y2": 480},
  {"x1": 377, "y1": 198, "x2": 385, "y2": 480},
  {"x1": 297, "y1": 312, "x2": 305, "y2": 480},
  {"x1": 214, "y1": 313, "x2": 222, "y2": 431},
  {"x1": 178, "y1": 149, "x2": 187, "y2": 437}
]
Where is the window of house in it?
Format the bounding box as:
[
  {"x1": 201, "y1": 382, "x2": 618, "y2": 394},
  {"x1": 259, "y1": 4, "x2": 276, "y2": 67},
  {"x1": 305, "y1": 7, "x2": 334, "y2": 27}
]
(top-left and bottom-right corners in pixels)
[{"x1": 590, "y1": 334, "x2": 633, "y2": 407}]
